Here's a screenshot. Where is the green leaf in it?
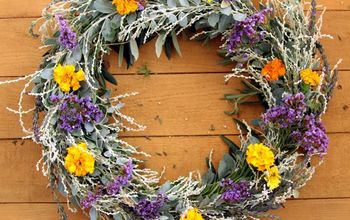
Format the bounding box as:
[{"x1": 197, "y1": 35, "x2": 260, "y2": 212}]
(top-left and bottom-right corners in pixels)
[
  {"x1": 167, "y1": 0, "x2": 177, "y2": 7},
  {"x1": 179, "y1": 0, "x2": 189, "y2": 7},
  {"x1": 220, "y1": 135, "x2": 240, "y2": 154},
  {"x1": 89, "y1": 207, "x2": 98, "y2": 220},
  {"x1": 208, "y1": 13, "x2": 220, "y2": 27},
  {"x1": 171, "y1": 31, "x2": 182, "y2": 57},
  {"x1": 93, "y1": 0, "x2": 115, "y2": 14},
  {"x1": 155, "y1": 34, "x2": 166, "y2": 58},
  {"x1": 129, "y1": 39, "x2": 139, "y2": 60},
  {"x1": 102, "y1": 66, "x2": 118, "y2": 85},
  {"x1": 118, "y1": 45, "x2": 124, "y2": 67}
]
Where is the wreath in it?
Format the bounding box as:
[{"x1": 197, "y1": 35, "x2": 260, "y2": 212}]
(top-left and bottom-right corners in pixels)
[{"x1": 0, "y1": 0, "x2": 341, "y2": 219}]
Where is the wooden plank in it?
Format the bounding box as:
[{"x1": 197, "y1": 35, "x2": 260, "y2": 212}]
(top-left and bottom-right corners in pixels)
[
  {"x1": 0, "y1": 198, "x2": 350, "y2": 220},
  {"x1": 0, "y1": 133, "x2": 349, "y2": 202},
  {"x1": 0, "y1": 11, "x2": 348, "y2": 77},
  {"x1": 0, "y1": 0, "x2": 48, "y2": 18},
  {"x1": 0, "y1": 0, "x2": 349, "y2": 19},
  {"x1": 268, "y1": 198, "x2": 350, "y2": 220},
  {"x1": 0, "y1": 204, "x2": 86, "y2": 220},
  {"x1": 0, "y1": 72, "x2": 349, "y2": 138}
]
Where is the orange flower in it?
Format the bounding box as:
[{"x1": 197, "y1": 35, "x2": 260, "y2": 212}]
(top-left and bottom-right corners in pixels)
[{"x1": 261, "y1": 59, "x2": 286, "y2": 81}]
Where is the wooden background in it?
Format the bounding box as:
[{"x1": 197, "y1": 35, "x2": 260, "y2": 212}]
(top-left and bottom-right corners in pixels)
[{"x1": 0, "y1": 0, "x2": 349, "y2": 219}]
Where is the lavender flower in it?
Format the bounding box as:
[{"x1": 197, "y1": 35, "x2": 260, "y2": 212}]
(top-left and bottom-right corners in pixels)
[
  {"x1": 295, "y1": 114, "x2": 329, "y2": 155},
  {"x1": 263, "y1": 93, "x2": 306, "y2": 128},
  {"x1": 134, "y1": 194, "x2": 168, "y2": 220},
  {"x1": 56, "y1": 14, "x2": 78, "y2": 50},
  {"x1": 51, "y1": 94, "x2": 104, "y2": 133},
  {"x1": 106, "y1": 160, "x2": 133, "y2": 195},
  {"x1": 220, "y1": 180, "x2": 251, "y2": 203},
  {"x1": 227, "y1": 8, "x2": 272, "y2": 52}
]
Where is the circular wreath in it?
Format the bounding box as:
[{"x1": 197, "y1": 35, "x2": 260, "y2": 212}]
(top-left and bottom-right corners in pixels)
[{"x1": 0, "y1": 0, "x2": 341, "y2": 219}]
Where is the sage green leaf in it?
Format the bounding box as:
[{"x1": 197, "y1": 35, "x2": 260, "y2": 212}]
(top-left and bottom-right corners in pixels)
[
  {"x1": 168, "y1": 13, "x2": 177, "y2": 24},
  {"x1": 167, "y1": 0, "x2": 177, "y2": 7},
  {"x1": 171, "y1": 31, "x2": 182, "y2": 57},
  {"x1": 220, "y1": 7, "x2": 232, "y2": 16},
  {"x1": 40, "y1": 68, "x2": 53, "y2": 80},
  {"x1": 118, "y1": 45, "x2": 124, "y2": 67},
  {"x1": 232, "y1": 13, "x2": 247, "y2": 21},
  {"x1": 155, "y1": 34, "x2": 166, "y2": 58},
  {"x1": 178, "y1": 12, "x2": 188, "y2": 27},
  {"x1": 208, "y1": 13, "x2": 220, "y2": 27},
  {"x1": 111, "y1": 14, "x2": 121, "y2": 29},
  {"x1": 89, "y1": 207, "x2": 98, "y2": 220},
  {"x1": 93, "y1": 0, "x2": 115, "y2": 14},
  {"x1": 129, "y1": 39, "x2": 139, "y2": 60},
  {"x1": 179, "y1": 0, "x2": 189, "y2": 7}
]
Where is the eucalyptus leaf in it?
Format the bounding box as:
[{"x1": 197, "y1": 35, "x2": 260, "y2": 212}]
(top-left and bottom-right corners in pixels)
[
  {"x1": 40, "y1": 68, "x2": 53, "y2": 80},
  {"x1": 167, "y1": 0, "x2": 177, "y2": 8},
  {"x1": 118, "y1": 45, "x2": 124, "y2": 67},
  {"x1": 129, "y1": 39, "x2": 139, "y2": 60},
  {"x1": 93, "y1": 0, "x2": 115, "y2": 14},
  {"x1": 178, "y1": 12, "x2": 188, "y2": 27},
  {"x1": 220, "y1": 7, "x2": 232, "y2": 16},
  {"x1": 208, "y1": 13, "x2": 220, "y2": 27},
  {"x1": 179, "y1": 0, "x2": 189, "y2": 7},
  {"x1": 89, "y1": 207, "x2": 98, "y2": 220},
  {"x1": 155, "y1": 34, "x2": 166, "y2": 58},
  {"x1": 232, "y1": 13, "x2": 247, "y2": 21},
  {"x1": 171, "y1": 31, "x2": 182, "y2": 57}
]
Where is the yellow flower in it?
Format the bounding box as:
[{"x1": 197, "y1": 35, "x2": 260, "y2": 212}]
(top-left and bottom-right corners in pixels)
[
  {"x1": 112, "y1": 0, "x2": 138, "y2": 15},
  {"x1": 261, "y1": 59, "x2": 286, "y2": 81},
  {"x1": 64, "y1": 143, "x2": 95, "y2": 177},
  {"x1": 180, "y1": 208, "x2": 204, "y2": 220},
  {"x1": 246, "y1": 143, "x2": 275, "y2": 171},
  {"x1": 300, "y1": 68, "x2": 321, "y2": 86},
  {"x1": 54, "y1": 64, "x2": 85, "y2": 92},
  {"x1": 264, "y1": 166, "x2": 281, "y2": 190}
]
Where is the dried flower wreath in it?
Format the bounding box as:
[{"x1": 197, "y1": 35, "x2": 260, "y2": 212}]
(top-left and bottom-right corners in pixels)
[{"x1": 0, "y1": 0, "x2": 341, "y2": 219}]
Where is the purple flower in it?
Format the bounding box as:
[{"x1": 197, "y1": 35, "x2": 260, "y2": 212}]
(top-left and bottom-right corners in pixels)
[
  {"x1": 106, "y1": 160, "x2": 133, "y2": 195},
  {"x1": 262, "y1": 93, "x2": 306, "y2": 128},
  {"x1": 51, "y1": 94, "x2": 104, "y2": 133},
  {"x1": 227, "y1": 8, "x2": 272, "y2": 52},
  {"x1": 80, "y1": 191, "x2": 101, "y2": 209},
  {"x1": 80, "y1": 161, "x2": 133, "y2": 209},
  {"x1": 134, "y1": 194, "x2": 168, "y2": 220},
  {"x1": 56, "y1": 14, "x2": 78, "y2": 50},
  {"x1": 220, "y1": 180, "x2": 251, "y2": 203},
  {"x1": 293, "y1": 114, "x2": 329, "y2": 156}
]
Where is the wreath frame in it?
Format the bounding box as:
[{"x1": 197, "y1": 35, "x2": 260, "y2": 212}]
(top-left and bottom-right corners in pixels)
[{"x1": 0, "y1": 0, "x2": 341, "y2": 219}]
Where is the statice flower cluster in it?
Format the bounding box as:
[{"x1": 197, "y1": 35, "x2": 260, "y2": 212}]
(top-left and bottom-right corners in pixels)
[
  {"x1": 51, "y1": 94, "x2": 104, "y2": 133},
  {"x1": 262, "y1": 93, "x2": 306, "y2": 128},
  {"x1": 227, "y1": 8, "x2": 272, "y2": 52},
  {"x1": 106, "y1": 160, "x2": 133, "y2": 195},
  {"x1": 292, "y1": 114, "x2": 329, "y2": 156},
  {"x1": 220, "y1": 179, "x2": 251, "y2": 203},
  {"x1": 134, "y1": 194, "x2": 168, "y2": 220},
  {"x1": 80, "y1": 191, "x2": 101, "y2": 209},
  {"x1": 80, "y1": 161, "x2": 133, "y2": 208},
  {"x1": 56, "y1": 14, "x2": 78, "y2": 50}
]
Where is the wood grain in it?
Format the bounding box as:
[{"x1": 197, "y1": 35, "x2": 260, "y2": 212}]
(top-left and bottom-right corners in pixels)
[
  {"x1": 0, "y1": 0, "x2": 349, "y2": 19},
  {"x1": 1, "y1": 133, "x2": 349, "y2": 203},
  {"x1": 0, "y1": 11, "x2": 349, "y2": 77},
  {"x1": 0, "y1": 71, "x2": 349, "y2": 138}
]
